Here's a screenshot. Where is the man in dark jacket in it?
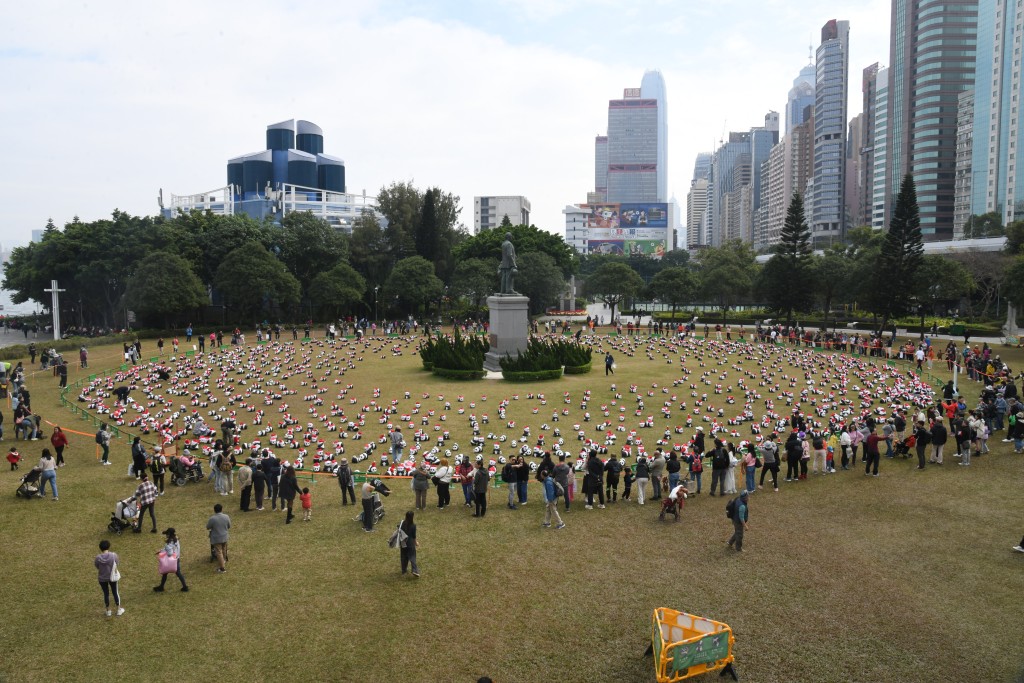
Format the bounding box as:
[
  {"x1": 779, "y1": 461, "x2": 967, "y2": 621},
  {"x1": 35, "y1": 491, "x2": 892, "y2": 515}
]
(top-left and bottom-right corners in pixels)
[
  {"x1": 604, "y1": 456, "x2": 622, "y2": 502},
  {"x1": 553, "y1": 455, "x2": 572, "y2": 511},
  {"x1": 584, "y1": 450, "x2": 605, "y2": 509},
  {"x1": 930, "y1": 421, "x2": 948, "y2": 465},
  {"x1": 784, "y1": 432, "x2": 802, "y2": 482},
  {"x1": 336, "y1": 458, "x2": 355, "y2": 505},
  {"x1": 709, "y1": 440, "x2": 729, "y2": 497},
  {"x1": 262, "y1": 452, "x2": 281, "y2": 510}
]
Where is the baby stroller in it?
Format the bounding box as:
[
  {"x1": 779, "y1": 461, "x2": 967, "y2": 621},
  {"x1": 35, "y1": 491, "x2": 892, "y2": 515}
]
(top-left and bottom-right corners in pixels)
[
  {"x1": 108, "y1": 497, "x2": 138, "y2": 534},
  {"x1": 170, "y1": 455, "x2": 204, "y2": 486},
  {"x1": 893, "y1": 434, "x2": 916, "y2": 458},
  {"x1": 15, "y1": 467, "x2": 42, "y2": 498},
  {"x1": 355, "y1": 478, "x2": 391, "y2": 524}
]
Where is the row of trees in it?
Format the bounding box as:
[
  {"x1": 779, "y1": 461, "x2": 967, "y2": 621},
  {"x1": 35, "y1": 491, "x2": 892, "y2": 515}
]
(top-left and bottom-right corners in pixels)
[
  {"x1": 580, "y1": 175, "x2": 1003, "y2": 331},
  {"x1": 2, "y1": 182, "x2": 583, "y2": 328}
]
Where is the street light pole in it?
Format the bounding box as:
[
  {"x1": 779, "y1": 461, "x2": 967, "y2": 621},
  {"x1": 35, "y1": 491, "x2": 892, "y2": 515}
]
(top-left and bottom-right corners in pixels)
[{"x1": 374, "y1": 285, "x2": 379, "y2": 324}]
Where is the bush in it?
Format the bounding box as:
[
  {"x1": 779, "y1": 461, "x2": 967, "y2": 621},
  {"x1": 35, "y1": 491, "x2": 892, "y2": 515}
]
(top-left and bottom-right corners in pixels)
[
  {"x1": 421, "y1": 329, "x2": 489, "y2": 378},
  {"x1": 500, "y1": 337, "x2": 562, "y2": 373},
  {"x1": 502, "y1": 369, "x2": 563, "y2": 381},
  {"x1": 549, "y1": 338, "x2": 592, "y2": 367},
  {"x1": 563, "y1": 362, "x2": 592, "y2": 375}
]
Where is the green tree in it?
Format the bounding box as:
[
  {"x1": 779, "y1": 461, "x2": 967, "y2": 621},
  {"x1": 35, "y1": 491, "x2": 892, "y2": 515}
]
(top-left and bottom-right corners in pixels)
[
  {"x1": 124, "y1": 252, "x2": 207, "y2": 327},
  {"x1": 450, "y1": 257, "x2": 498, "y2": 309},
  {"x1": 1005, "y1": 220, "x2": 1024, "y2": 255},
  {"x1": 812, "y1": 244, "x2": 853, "y2": 329},
  {"x1": 416, "y1": 188, "x2": 439, "y2": 263},
  {"x1": 517, "y1": 252, "x2": 565, "y2": 315},
  {"x1": 962, "y1": 212, "x2": 1004, "y2": 239},
  {"x1": 1003, "y1": 257, "x2": 1024, "y2": 326},
  {"x1": 660, "y1": 249, "x2": 691, "y2": 269},
  {"x1": 453, "y1": 223, "x2": 578, "y2": 278},
  {"x1": 875, "y1": 173, "x2": 924, "y2": 332},
  {"x1": 215, "y1": 242, "x2": 300, "y2": 322},
  {"x1": 383, "y1": 255, "x2": 444, "y2": 317},
  {"x1": 499, "y1": 214, "x2": 513, "y2": 229},
  {"x1": 310, "y1": 262, "x2": 366, "y2": 320},
  {"x1": 696, "y1": 240, "x2": 758, "y2": 323},
  {"x1": 914, "y1": 255, "x2": 975, "y2": 322},
  {"x1": 647, "y1": 266, "x2": 697, "y2": 319},
  {"x1": 277, "y1": 212, "x2": 348, "y2": 298},
  {"x1": 585, "y1": 261, "x2": 644, "y2": 323},
  {"x1": 348, "y1": 212, "x2": 395, "y2": 289},
  {"x1": 762, "y1": 192, "x2": 814, "y2": 323}
]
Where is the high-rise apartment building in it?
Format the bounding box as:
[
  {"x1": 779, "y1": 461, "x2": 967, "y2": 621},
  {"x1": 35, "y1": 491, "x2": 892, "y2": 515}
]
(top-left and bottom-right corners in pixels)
[
  {"x1": 811, "y1": 19, "x2": 851, "y2": 247},
  {"x1": 686, "y1": 154, "x2": 712, "y2": 249},
  {"x1": 709, "y1": 132, "x2": 751, "y2": 246},
  {"x1": 872, "y1": 66, "x2": 890, "y2": 229},
  {"x1": 686, "y1": 178, "x2": 709, "y2": 250},
  {"x1": 847, "y1": 113, "x2": 864, "y2": 227},
  {"x1": 595, "y1": 71, "x2": 668, "y2": 204},
  {"x1": 860, "y1": 64, "x2": 881, "y2": 227},
  {"x1": 970, "y1": 0, "x2": 1024, "y2": 225},
  {"x1": 474, "y1": 196, "x2": 531, "y2": 232},
  {"x1": 886, "y1": 0, "x2": 978, "y2": 239},
  {"x1": 563, "y1": 205, "x2": 589, "y2": 254},
  {"x1": 786, "y1": 63, "x2": 817, "y2": 135},
  {"x1": 954, "y1": 89, "x2": 974, "y2": 235}
]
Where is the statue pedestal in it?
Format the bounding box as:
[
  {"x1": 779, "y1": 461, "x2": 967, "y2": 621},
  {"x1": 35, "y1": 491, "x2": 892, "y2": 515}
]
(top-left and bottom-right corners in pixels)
[{"x1": 484, "y1": 295, "x2": 530, "y2": 372}]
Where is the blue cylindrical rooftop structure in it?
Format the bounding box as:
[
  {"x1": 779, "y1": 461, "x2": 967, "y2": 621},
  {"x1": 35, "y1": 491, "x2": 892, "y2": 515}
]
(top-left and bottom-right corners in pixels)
[
  {"x1": 317, "y1": 153, "x2": 346, "y2": 193},
  {"x1": 287, "y1": 149, "x2": 318, "y2": 189},
  {"x1": 227, "y1": 156, "x2": 245, "y2": 199},
  {"x1": 296, "y1": 120, "x2": 324, "y2": 156},
  {"x1": 266, "y1": 119, "x2": 295, "y2": 151},
  {"x1": 241, "y1": 150, "x2": 273, "y2": 199}
]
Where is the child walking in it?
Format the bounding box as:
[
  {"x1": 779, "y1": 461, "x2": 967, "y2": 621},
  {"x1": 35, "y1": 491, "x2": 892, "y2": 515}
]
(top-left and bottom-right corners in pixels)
[
  {"x1": 300, "y1": 487, "x2": 312, "y2": 521},
  {"x1": 7, "y1": 447, "x2": 20, "y2": 470},
  {"x1": 622, "y1": 466, "x2": 635, "y2": 501}
]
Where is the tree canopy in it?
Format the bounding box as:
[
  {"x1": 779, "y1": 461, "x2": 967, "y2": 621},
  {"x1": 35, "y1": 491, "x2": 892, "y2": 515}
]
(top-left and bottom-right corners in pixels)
[
  {"x1": 585, "y1": 261, "x2": 644, "y2": 323},
  {"x1": 453, "y1": 224, "x2": 578, "y2": 278}
]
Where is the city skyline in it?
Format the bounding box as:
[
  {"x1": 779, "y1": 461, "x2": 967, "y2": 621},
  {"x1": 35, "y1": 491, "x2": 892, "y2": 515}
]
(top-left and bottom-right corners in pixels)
[{"x1": 1, "y1": 0, "x2": 890, "y2": 247}]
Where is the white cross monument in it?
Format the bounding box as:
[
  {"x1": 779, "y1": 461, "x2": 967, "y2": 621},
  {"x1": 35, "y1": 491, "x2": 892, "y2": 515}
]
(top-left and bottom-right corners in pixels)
[{"x1": 44, "y1": 279, "x2": 65, "y2": 341}]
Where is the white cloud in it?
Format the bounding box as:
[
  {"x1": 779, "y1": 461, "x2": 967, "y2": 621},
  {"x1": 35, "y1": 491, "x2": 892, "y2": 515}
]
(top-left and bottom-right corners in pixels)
[{"x1": 0, "y1": 0, "x2": 894, "y2": 248}]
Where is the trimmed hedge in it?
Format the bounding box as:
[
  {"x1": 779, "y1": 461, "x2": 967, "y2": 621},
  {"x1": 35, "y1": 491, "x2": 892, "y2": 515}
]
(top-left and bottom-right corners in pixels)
[
  {"x1": 563, "y1": 362, "x2": 592, "y2": 375},
  {"x1": 421, "y1": 360, "x2": 433, "y2": 371},
  {"x1": 431, "y1": 367, "x2": 486, "y2": 380},
  {"x1": 501, "y1": 368, "x2": 563, "y2": 381}
]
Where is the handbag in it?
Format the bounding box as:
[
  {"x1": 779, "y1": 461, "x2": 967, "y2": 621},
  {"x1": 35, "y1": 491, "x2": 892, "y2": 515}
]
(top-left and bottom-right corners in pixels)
[
  {"x1": 157, "y1": 552, "x2": 178, "y2": 575},
  {"x1": 387, "y1": 524, "x2": 408, "y2": 550},
  {"x1": 110, "y1": 561, "x2": 121, "y2": 583}
]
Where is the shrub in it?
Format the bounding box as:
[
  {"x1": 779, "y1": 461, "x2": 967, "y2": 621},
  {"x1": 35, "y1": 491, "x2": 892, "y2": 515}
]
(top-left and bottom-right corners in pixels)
[
  {"x1": 549, "y1": 338, "x2": 592, "y2": 367},
  {"x1": 421, "y1": 329, "x2": 489, "y2": 379},
  {"x1": 563, "y1": 362, "x2": 592, "y2": 375},
  {"x1": 500, "y1": 337, "x2": 561, "y2": 374},
  {"x1": 502, "y1": 369, "x2": 563, "y2": 381}
]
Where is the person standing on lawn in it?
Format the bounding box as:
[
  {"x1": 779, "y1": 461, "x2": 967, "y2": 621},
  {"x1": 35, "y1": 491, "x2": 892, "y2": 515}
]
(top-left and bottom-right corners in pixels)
[
  {"x1": 336, "y1": 457, "x2": 356, "y2": 505},
  {"x1": 153, "y1": 528, "x2": 188, "y2": 593},
  {"x1": 206, "y1": 503, "x2": 231, "y2": 572},
  {"x1": 930, "y1": 419, "x2": 948, "y2": 465},
  {"x1": 50, "y1": 426, "x2": 69, "y2": 467},
  {"x1": 97, "y1": 423, "x2": 112, "y2": 465},
  {"x1": 434, "y1": 457, "x2": 452, "y2": 509},
  {"x1": 472, "y1": 459, "x2": 489, "y2": 517},
  {"x1": 237, "y1": 458, "x2": 253, "y2": 511},
  {"x1": 399, "y1": 510, "x2": 420, "y2": 577},
  {"x1": 132, "y1": 473, "x2": 159, "y2": 533},
  {"x1": 553, "y1": 454, "x2": 572, "y2": 510},
  {"x1": 727, "y1": 490, "x2": 749, "y2": 552},
  {"x1": 540, "y1": 469, "x2": 565, "y2": 529},
  {"x1": 360, "y1": 480, "x2": 377, "y2": 532},
  {"x1": 758, "y1": 434, "x2": 779, "y2": 491},
  {"x1": 864, "y1": 427, "x2": 884, "y2": 477},
  {"x1": 584, "y1": 449, "x2": 605, "y2": 509},
  {"x1": 94, "y1": 540, "x2": 124, "y2": 617}
]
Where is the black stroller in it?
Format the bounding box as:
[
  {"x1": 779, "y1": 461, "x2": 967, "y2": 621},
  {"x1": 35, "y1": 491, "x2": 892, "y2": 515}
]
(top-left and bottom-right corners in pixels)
[
  {"x1": 354, "y1": 478, "x2": 391, "y2": 524},
  {"x1": 170, "y1": 455, "x2": 204, "y2": 486},
  {"x1": 15, "y1": 467, "x2": 42, "y2": 498},
  {"x1": 108, "y1": 497, "x2": 138, "y2": 534}
]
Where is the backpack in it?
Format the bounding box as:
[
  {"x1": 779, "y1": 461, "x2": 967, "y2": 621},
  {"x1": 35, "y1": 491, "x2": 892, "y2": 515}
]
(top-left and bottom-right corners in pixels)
[
  {"x1": 95, "y1": 431, "x2": 104, "y2": 445},
  {"x1": 219, "y1": 455, "x2": 233, "y2": 473},
  {"x1": 726, "y1": 497, "x2": 738, "y2": 519},
  {"x1": 812, "y1": 437, "x2": 824, "y2": 450},
  {"x1": 712, "y1": 448, "x2": 729, "y2": 470}
]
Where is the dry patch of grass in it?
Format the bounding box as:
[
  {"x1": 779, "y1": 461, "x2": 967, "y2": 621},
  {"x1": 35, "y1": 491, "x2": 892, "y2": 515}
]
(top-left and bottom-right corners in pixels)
[{"x1": 0, "y1": 334, "x2": 1021, "y2": 683}]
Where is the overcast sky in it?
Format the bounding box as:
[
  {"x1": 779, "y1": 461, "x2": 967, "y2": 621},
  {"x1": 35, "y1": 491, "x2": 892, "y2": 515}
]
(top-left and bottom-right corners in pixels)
[{"x1": 0, "y1": 0, "x2": 890, "y2": 249}]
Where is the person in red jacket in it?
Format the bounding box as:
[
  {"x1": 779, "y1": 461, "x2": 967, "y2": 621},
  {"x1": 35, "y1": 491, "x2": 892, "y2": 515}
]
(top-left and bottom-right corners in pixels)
[
  {"x1": 50, "y1": 426, "x2": 70, "y2": 467},
  {"x1": 865, "y1": 428, "x2": 885, "y2": 477}
]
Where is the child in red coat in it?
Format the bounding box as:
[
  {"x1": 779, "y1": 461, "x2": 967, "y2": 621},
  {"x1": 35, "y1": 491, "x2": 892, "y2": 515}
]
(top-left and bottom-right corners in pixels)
[
  {"x1": 7, "y1": 447, "x2": 21, "y2": 470},
  {"x1": 300, "y1": 487, "x2": 312, "y2": 521}
]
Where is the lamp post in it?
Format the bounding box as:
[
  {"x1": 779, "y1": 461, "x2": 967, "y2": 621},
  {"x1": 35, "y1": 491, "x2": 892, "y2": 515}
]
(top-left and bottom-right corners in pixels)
[{"x1": 374, "y1": 285, "x2": 379, "y2": 324}]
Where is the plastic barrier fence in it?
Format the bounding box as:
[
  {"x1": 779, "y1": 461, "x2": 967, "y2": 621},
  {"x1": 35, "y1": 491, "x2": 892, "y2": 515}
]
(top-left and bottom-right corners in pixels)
[{"x1": 651, "y1": 608, "x2": 735, "y2": 682}]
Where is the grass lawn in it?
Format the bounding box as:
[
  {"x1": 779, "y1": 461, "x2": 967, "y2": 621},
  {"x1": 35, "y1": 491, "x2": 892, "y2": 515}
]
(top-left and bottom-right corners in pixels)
[{"x1": 1, "y1": 332, "x2": 1022, "y2": 683}]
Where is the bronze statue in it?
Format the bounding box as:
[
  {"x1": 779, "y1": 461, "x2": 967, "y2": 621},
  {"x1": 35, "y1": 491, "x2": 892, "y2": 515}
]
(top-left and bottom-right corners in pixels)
[{"x1": 499, "y1": 232, "x2": 519, "y2": 295}]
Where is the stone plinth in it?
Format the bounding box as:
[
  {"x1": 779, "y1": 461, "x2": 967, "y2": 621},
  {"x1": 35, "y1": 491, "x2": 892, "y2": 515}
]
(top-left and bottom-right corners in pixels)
[{"x1": 484, "y1": 295, "x2": 530, "y2": 372}]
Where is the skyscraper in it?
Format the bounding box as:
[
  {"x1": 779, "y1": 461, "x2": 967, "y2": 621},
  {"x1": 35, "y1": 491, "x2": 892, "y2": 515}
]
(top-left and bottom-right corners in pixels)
[
  {"x1": 811, "y1": 19, "x2": 851, "y2": 247},
  {"x1": 871, "y1": 66, "x2": 890, "y2": 229},
  {"x1": 954, "y1": 89, "x2": 974, "y2": 235},
  {"x1": 860, "y1": 63, "x2": 880, "y2": 228},
  {"x1": 887, "y1": 0, "x2": 978, "y2": 239},
  {"x1": 596, "y1": 71, "x2": 668, "y2": 203},
  {"x1": 786, "y1": 63, "x2": 816, "y2": 135},
  {"x1": 970, "y1": 0, "x2": 1022, "y2": 225},
  {"x1": 686, "y1": 153, "x2": 712, "y2": 249},
  {"x1": 709, "y1": 132, "x2": 751, "y2": 246}
]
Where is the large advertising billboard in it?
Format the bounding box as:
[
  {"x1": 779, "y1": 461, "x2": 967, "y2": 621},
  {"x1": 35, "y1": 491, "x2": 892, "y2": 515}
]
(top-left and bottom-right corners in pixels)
[
  {"x1": 584, "y1": 202, "x2": 669, "y2": 258},
  {"x1": 620, "y1": 203, "x2": 668, "y2": 228}
]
